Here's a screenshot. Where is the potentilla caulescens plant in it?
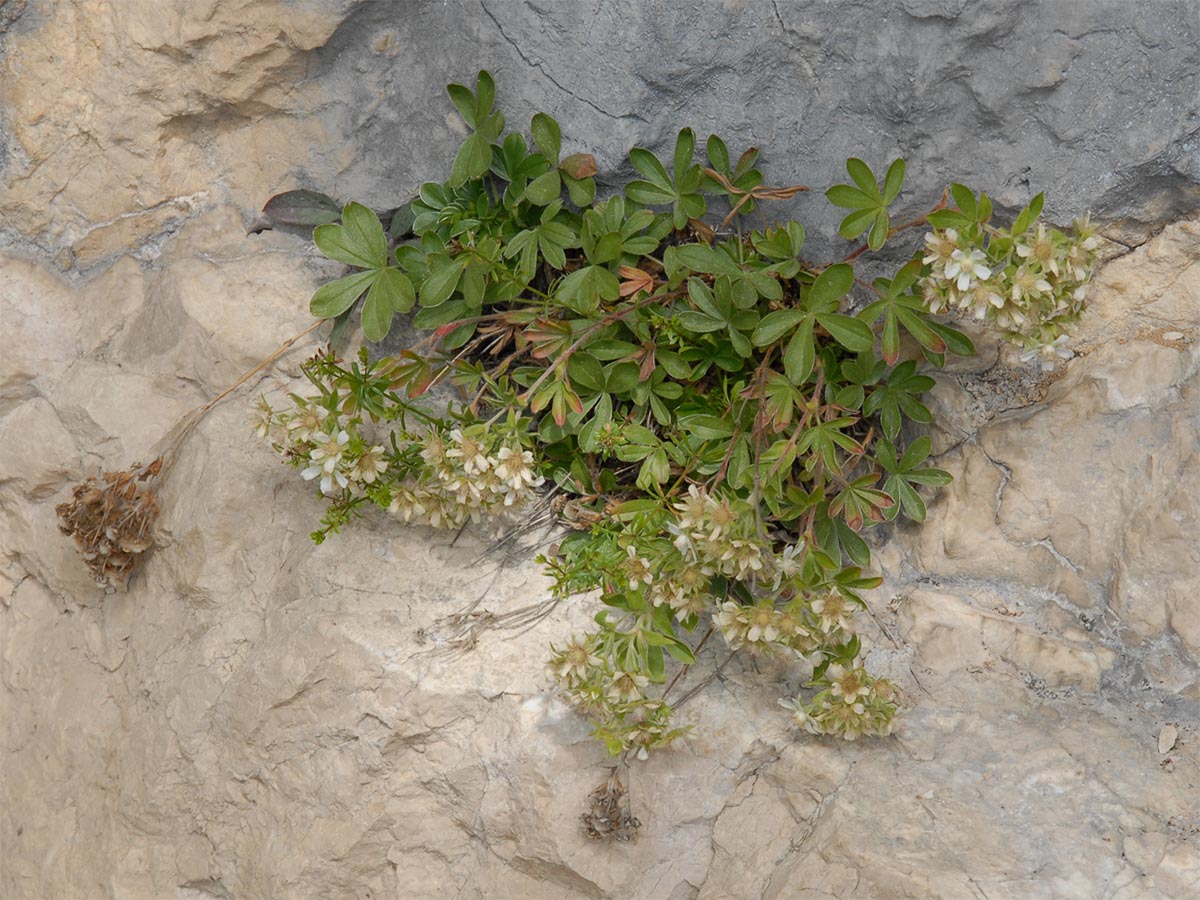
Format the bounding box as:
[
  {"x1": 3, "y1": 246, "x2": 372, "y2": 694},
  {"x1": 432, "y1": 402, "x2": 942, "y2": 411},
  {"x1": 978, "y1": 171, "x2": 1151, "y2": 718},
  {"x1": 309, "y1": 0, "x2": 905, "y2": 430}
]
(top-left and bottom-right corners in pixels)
[{"x1": 255, "y1": 71, "x2": 1097, "y2": 759}]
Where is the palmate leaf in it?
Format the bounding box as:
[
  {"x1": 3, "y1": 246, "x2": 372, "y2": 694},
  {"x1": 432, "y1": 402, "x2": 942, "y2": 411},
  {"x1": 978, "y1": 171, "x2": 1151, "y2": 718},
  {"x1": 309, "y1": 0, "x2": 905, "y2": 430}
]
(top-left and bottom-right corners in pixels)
[
  {"x1": 626, "y1": 129, "x2": 707, "y2": 229},
  {"x1": 826, "y1": 157, "x2": 905, "y2": 251},
  {"x1": 863, "y1": 359, "x2": 935, "y2": 439},
  {"x1": 861, "y1": 259, "x2": 956, "y2": 364},
  {"x1": 875, "y1": 436, "x2": 953, "y2": 522},
  {"x1": 310, "y1": 270, "x2": 377, "y2": 318},
  {"x1": 309, "y1": 202, "x2": 415, "y2": 341},
  {"x1": 314, "y1": 202, "x2": 388, "y2": 268}
]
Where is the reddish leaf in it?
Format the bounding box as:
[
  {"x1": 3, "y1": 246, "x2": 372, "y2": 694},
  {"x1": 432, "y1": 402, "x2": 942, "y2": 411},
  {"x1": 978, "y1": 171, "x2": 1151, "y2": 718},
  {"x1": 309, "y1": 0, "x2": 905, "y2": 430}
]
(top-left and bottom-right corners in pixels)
[{"x1": 560, "y1": 153, "x2": 598, "y2": 179}]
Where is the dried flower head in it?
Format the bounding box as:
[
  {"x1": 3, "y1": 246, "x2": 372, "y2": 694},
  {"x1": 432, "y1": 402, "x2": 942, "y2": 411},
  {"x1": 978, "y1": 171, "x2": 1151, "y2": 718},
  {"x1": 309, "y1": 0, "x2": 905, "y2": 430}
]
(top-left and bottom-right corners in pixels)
[{"x1": 56, "y1": 459, "x2": 162, "y2": 588}]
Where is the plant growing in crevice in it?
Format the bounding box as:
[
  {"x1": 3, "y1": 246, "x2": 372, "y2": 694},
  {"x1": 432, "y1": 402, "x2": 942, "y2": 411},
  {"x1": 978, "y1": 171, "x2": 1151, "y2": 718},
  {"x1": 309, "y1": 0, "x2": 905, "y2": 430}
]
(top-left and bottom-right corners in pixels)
[{"x1": 256, "y1": 71, "x2": 1098, "y2": 760}]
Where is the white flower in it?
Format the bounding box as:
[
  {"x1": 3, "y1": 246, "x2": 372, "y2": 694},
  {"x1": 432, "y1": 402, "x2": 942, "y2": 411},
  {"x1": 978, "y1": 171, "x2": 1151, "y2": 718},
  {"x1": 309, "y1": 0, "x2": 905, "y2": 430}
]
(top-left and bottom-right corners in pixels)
[
  {"x1": 1020, "y1": 334, "x2": 1073, "y2": 371},
  {"x1": 744, "y1": 605, "x2": 779, "y2": 643},
  {"x1": 1015, "y1": 224, "x2": 1059, "y2": 276},
  {"x1": 302, "y1": 430, "x2": 350, "y2": 494},
  {"x1": 287, "y1": 403, "x2": 329, "y2": 441},
  {"x1": 672, "y1": 484, "x2": 708, "y2": 531},
  {"x1": 349, "y1": 445, "x2": 388, "y2": 484},
  {"x1": 944, "y1": 248, "x2": 992, "y2": 291},
  {"x1": 250, "y1": 397, "x2": 273, "y2": 440},
  {"x1": 772, "y1": 541, "x2": 805, "y2": 589},
  {"x1": 966, "y1": 280, "x2": 1004, "y2": 320},
  {"x1": 827, "y1": 663, "x2": 871, "y2": 702},
  {"x1": 922, "y1": 278, "x2": 951, "y2": 315},
  {"x1": 723, "y1": 538, "x2": 764, "y2": 579},
  {"x1": 623, "y1": 545, "x2": 654, "y2": 590},
  {"x1": 1010, "y1": 264, "x2": 1052, "y2": 303},
  {"x1": 550, "y1": 636, "x2": 600, "y2": 683},
  {"x1": 666, "y1": 522, "x2": 696, "y2": 559},
  {"x1": 301, "y1": 462, "x2": 348, "y2": 495},
  {"x1": 308, "y1": 430, "x2": 349, "y2": 473},
  {"x1": 494, "y1": 446, "x2": 544, "y2": 492},
  {"x1": 606, "y1": 670, "x2": 649, "y2": 703},
  {"x1": 922, "y1": 228, "x2": 958, "y2": 268},
  {"x1": 446, "y1": 428, "x2": 491, "y2": 475}
]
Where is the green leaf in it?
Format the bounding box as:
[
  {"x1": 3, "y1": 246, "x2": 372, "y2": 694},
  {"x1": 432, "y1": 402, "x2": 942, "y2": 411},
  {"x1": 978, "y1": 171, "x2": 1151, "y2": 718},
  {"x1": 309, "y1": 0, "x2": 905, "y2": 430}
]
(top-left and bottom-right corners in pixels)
[
  {"x1": 752, "y1": 309, "x2": 806, "y2": 346},
  {"x1": 677, "y1": 311, "x2": 725, "y2": 333},
  {"x1": 817, "y1": 313, "x2": 874, "y2": 351},
  {"x1": 927, "y1": 321, "x2": 975, "y2": 357},
  {"x1": 876, "y1": 309, "x2": 898, "y2": 365},
  {"x1": 370, "y1": 266, "x2": 416, "y2": 313},
  {"x1": 783, "y1": 318, "x2": 816, "y2": 384},
  {"x1": 449, "y1": 133, "x2": 491, "y2": 187},
  {"x1": 665, "y1": 640, "x2": 695, "y2": 665},
  {"x1": 525, "y1": 170, "x2": 562, "y2": 205},
  {"x1": 896, "y1": 307, "x2": 946, "y2": 353},
  {"x1": 926, "y1": 209, "x2": 970, "y2": 229},
  {"x1": 420, "y1": 258, "x2": 464, "y2": 307},
  {"x1": 566, "y1": 175, "x2": 596, "y2": 206},
  {"x1": 838, "y1": 208, "x2": 877, "y2": 240},
  {"x1": 530, "y1": 112, "x2": 561, "y2": 162},
  {"x1": 310, "y1": 270, "x2": 376, "y2": 318},
  {"x1": 679, "y1": 414, "x2": 734, "y2": 440},
  {"x1": 846, "y1": 158, "x2": 881, "y2": 198},
  {"x1": 626, "y1": 181, "x2": 678, "y2": 205},
  {"x1": 825, "y1": 185, "x2": 877, "y2": 210},
  {"x1": 686, "y1": 277, "x2": 723, "y2": 319},
  {"x1": 811, "y1": 264, "x2": 854, "y2": 308},
  {"x1": 629, "y1": 147, "x2": 672, "y2": 189},
  {"x1": 472, "y1": 70, "x2": 496, "y2": 123},
  {"x1": 868, "y1": 208, "x2": 889, "y2": 250},
  {"x1": 950, "y1": 183, "x2": 977, "y2": 220},
  {"x1": 412, "y1": 297, "x2": 468, "y2": 330},
  {"x1": 882, "y1": 158, "x2": 906, "y2": 204},
  {"x1": 673, "y1": 128, "x2": 696, "y2": 177},
  {"x1": 567, "y1": 353, "x2": 605, "y2": 392},
  {"x1": 591, "y1": 231, "x2": 624, "y2": 264},
  {"x1": 446, "y1": 82, "x2": 477, "y2": 129},
  {"x1": 836, "y1": 517, "x2": 871, "y2": 566},
  {"x1": 706, "y1": 133, "x2": 730, "y2": 173},
  {"x1": 314, "y1": 202, "x2": 387, "y2": 268},
  {"x1": 360, "y1": 288, "x2": 393, "y2": 342},
  {"x1": 675, "y1": 243, "x2": 741, "y2": 276}
]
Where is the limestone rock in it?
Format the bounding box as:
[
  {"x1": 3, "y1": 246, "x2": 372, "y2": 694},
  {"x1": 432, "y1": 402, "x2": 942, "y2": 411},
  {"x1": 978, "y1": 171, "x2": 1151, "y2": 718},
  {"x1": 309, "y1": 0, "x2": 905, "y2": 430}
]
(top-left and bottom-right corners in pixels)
[
  {"x1": 3, "y1": 0, "x2": 1199, "y2": 271},
  {"x1": 3, "y1": 2, "x2": 1200, "y2": 898}
]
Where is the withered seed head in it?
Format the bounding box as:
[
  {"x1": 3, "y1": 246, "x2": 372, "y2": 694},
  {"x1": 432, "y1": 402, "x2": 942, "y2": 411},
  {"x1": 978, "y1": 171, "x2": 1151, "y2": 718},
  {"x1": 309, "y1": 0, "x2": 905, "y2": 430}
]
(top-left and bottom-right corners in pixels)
[{"x1": 56, "y1": 458, "x2": 162, "y2": 589}]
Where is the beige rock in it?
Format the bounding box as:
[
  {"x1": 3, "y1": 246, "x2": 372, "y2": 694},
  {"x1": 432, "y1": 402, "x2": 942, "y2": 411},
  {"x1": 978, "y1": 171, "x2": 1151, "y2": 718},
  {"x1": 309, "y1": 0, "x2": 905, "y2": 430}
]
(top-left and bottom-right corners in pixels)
[
  {"x1": 0, "y1": 0, "x2": 348, "y2": 266},
  {"x1": 897, "y1": 589, "x2": 1116, "y2": 689},
  {"x1": 3, "y1": 2, "x2": 1200, "y2": 897}
]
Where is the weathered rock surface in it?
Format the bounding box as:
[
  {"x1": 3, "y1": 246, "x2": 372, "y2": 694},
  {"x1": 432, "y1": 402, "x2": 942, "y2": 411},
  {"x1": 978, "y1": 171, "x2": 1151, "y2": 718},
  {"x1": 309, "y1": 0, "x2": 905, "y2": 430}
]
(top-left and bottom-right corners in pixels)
[
  {"x1": 2, "y1": 1, "x2": 1199, "y2": 898},
  {"x1": 2, "y1": 0, "x2": 1199, "y2": 270}
]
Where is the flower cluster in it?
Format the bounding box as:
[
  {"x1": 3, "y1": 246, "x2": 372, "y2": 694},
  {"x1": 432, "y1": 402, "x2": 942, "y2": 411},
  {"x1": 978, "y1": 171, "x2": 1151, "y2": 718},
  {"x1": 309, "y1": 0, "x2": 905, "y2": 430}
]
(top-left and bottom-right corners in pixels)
[
  {"x1": 254, "y1": 355, "x2": 546, "y2": 542},
  {"x1": 669, "y1": 485, "x2": 770, "y2": 581},
  {"x1": 387, "y1": 426, "x2": 545, "y2": 528},
  {"x1": 780, "y1": 663, "x2": 898, "y2": 741},
  {"x1": 713, "y1": 600, "x2": 819, "y2": 656},
  {"x1": 547, "y1": 633, "x2": 684, "y2": 758},
  {"x1": 920, "y1": 215, "x2": 1099, "y2": 367},
  {"x1": 256, "y1": 395, "x2": 394, "y2": 495}
]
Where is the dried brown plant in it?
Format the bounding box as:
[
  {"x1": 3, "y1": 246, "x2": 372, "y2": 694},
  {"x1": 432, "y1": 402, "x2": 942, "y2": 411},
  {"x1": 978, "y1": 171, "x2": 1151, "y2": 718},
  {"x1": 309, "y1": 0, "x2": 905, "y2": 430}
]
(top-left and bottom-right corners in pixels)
[{"x1": 56, "y1": 459, "x2": 161, "y2": 588}]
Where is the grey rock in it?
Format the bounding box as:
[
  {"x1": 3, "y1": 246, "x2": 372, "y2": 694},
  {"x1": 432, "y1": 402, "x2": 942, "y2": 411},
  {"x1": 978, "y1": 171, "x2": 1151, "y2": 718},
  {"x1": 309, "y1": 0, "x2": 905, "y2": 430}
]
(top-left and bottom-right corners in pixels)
[{"x1": 310, "y1": 0, "x2": 1200, "y2": 252}]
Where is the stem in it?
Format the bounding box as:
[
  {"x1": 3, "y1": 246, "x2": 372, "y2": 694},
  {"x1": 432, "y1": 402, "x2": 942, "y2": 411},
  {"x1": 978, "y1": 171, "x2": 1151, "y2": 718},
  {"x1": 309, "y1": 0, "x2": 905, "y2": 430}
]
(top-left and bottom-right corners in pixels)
[
  {"x1": 514, "y1": 289, "x2": 682, "y2": 410},
  {"x1": 660, "y1": 626, "x2": 715, "y2": 702},
  {"x1": 159, "y1": 319, "x2": 325, "y2": 475}
]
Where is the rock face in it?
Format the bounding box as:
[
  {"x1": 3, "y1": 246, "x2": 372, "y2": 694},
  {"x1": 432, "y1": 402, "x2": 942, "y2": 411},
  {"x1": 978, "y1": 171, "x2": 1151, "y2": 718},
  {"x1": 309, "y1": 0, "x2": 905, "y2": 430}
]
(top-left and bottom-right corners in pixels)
[{"x1": 2, "y1": 2, "x2": 1199, "y2": 899}]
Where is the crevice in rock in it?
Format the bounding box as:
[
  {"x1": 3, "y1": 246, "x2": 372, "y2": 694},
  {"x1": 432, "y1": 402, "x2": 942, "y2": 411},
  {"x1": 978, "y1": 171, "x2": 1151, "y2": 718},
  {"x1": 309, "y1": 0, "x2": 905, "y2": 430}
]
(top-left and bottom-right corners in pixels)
[{"x1": 478, "y1": 0, "x2": 648, "y2": 126}]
